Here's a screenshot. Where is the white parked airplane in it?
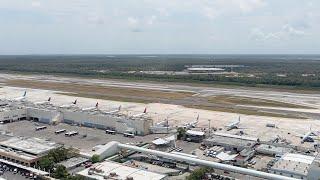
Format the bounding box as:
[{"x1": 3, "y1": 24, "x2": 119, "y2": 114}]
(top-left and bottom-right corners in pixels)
[
  {"x1": 226, "y1": 116, "x2": 241, "y2": 131},
  {"x1": 59, "y1": 99, "x2": 77, "y2": 108},
  {"x1": 35, "y1": 97, "x2": 51, "y2": 105},
  {"x1": 104, "y1": 105, "x2": 122, "y2": 114},
  {"x1": 296, "y1": 126, "x2": 319, "y2": 143},
  {"x1": 13, "y1": 91, "x2": 27, "y2": 101},
  {"x1": 82, "y1": 102, "x2": 99, "y2": 111},
  {"x1": 132, "y1": 107, "x2": 147, "y2": 117},
  {"x1": 183, "y1": 114, "x2": 199, "y2": 129}
]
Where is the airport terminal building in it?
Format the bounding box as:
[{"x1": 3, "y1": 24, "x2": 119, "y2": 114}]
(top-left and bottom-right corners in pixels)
[
  {"x1": 61, "y1": 108, "x2": 152, "y2": 135},
  {"x1": 0, "y1": 101, "x2": 153, "y2": 135}
]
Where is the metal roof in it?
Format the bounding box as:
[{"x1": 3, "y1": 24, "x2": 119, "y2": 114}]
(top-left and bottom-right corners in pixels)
[
  {"x1": 188, "y1": 67, "x2": 224, "y2": 71},
  {"x1": 281, "y1": 153, "x2": 315, "y2": 164},
  {"x1": 213, "y1": 132, "x2": 258, "y2": 141},
  {"x1": 152, "y1": 138, "x2": 169, "y2": 145},
  {"x1": 186, "y1": 130, "x2": 205, "y2": 136},
  {"x1": 77, "y1": 161, "x2": 166, "y2": 180}
]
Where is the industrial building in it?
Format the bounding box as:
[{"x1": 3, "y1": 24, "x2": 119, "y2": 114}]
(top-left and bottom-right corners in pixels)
[
  {"x1": 185, "y1": 130, "x2": 205, "y2": 142},
  {"x1": 234, "y1": 148, "x2": 255, "y2": 167},
  {"x1": 269, "y1": 153, "x2": 316, "y2": 179},
  {"x1": 185, "y1": 64, "x2": 244, "y2": 74},
  {"x1": 203, "y1": 132, "x2": 258, "y2": 151},
  {"x1": 77, "y1": 160, "x2": 167, "y2": 180},
  {"x1": 186, "y1": 67, "x2": 225, "y2": 74},
  {"x1": 256, "y1": 144, "x2": 293, "y2": 156},
  {"x1": 0, "y1": 137, "x2": 60, "y2": 166},
  {"x1": 58, "y1": 157, "x2": 89, "y2": 170}
]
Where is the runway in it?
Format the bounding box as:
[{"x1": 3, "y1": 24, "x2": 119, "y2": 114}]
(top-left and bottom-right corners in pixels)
[{"x1": 1, "y1": 73, "x2": 320, "y2": 118}]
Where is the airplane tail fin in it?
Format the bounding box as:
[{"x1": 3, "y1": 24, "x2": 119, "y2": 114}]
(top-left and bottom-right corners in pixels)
[{"x1": 143, "y1": 107, "x2": 147, "y2": 113}]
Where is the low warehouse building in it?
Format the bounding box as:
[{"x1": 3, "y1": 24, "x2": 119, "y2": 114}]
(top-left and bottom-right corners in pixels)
[
  {"x1": 185, "y1": 130, "x2": 205, "y2": 142},
  {"x1": 203, "y1": 132, "x2": 258, "y2": 151},
  {"x1": 58, "y1": 157, "x2": 89, "y2": 170},
  {"x1": 269, "y1": 153, "x2": 316, "y2": 179},
  {"x1": 256, "y1": 144, "x2": 293, "y2": 156},
  {"x1": 0, "y1": 137, "x2": 60, "y2": 166},
  {"x1": 77, "y1": 160, "x2": 167, "y2": 180}
]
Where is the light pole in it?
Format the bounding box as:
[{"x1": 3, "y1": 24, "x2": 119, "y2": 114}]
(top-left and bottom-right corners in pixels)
[{"x1": 208, "y1": 119, "x2": 211, "y2": 137}]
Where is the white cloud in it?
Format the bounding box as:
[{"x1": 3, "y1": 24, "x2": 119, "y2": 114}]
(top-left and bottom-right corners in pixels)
[
  {"x1": 250, "y1": 24, "x2": 306, "y2": 41},
  {"x1": 31, "y1": 1, "x2": 41, "y2": 7},
  {"x1": 200, "y1": 0, "x2": 266, "y2": 20},
  {"x1": 127, "y1": 17, "x2": 139, "y2": 26},
  {"x1": 203, "y1": 7, "x2": 220, "y2": 19},
  {"x1": 232, "y1": 0, "x2": 266, "y2": 13},
  {"x1": 282, "y1": 24, "x2": 306, "y2": 36},
  {"x1": 147, "y1": 15, "x2": 157, "y2": 25},
  {"x1": 0, "y1": 0, "x2": 318, "y2": 54},
  {"x1": 87, "y1": 13, "x2": 106, "y2": 25},
  {"x1": 250, "y1": 28, "x2": 280, "y2": 40},
  {"x1": 156, "y1": 8, "x2": 170, "y2": 17}
]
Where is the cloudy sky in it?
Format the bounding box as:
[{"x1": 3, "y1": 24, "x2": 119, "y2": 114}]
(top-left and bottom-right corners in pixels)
[{"x1": 0, "y1": 0, "x2": 319, "y2": 54}]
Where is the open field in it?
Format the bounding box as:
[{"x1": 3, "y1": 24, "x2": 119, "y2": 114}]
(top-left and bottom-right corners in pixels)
[
  {"x1": 186, "y1": 104, "x2": 306, "y2": 119},
  {"x1": 207, "y1": 95, "x2": 313, "y2": 109}
]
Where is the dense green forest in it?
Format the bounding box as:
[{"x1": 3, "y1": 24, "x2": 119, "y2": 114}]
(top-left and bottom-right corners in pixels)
[{"x1": 1, "y1": 54, "x2": 320, "y2": 88}]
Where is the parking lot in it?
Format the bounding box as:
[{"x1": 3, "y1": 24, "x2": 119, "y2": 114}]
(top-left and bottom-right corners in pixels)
[
  {"x1": 2, "y1": 120, "x2": 165, "y2": 151},
  {"x1": 0, "y1": 162, "x2": 36, "y2": 180},
  {"x1": 1, "y1": 171, "x2": 29, "y2": 180}
]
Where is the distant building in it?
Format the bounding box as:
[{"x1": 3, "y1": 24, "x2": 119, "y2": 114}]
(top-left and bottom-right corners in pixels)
[
  {"x1": 187, "y1": 67, "x2": 225, "y2": 74},
  {"x1": 276, "y1": 74, "x2": 287, "y2": 77},
  {"x1": 302, "y1": 74, "x2": 315, "y2": 77}
]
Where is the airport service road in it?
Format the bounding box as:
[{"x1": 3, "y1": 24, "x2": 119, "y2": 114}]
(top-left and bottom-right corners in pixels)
[{"x1": 3, "y1": 121, "x2": 165, "y2": 151}]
